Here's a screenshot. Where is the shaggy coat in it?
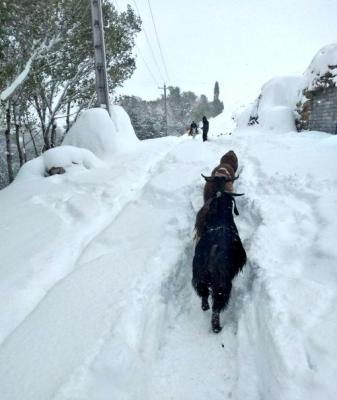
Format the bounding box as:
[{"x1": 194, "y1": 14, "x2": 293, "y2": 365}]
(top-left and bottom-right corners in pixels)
[{"x1": 192, "y1": 190, "x2": 246, "y2": 332}]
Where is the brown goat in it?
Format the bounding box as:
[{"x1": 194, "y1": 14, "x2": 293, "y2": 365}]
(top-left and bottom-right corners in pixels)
[
  {"x1": 203, "y1": 150, "x2": 239, "y2": 202},
  {"x1": 219, "y1": 150, "x2": 238, "y2": 172}
]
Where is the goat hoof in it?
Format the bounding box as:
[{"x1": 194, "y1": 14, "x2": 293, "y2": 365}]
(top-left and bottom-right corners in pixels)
[
  {"x1": 201, "y1": 298, "x2": 210, "y2": 311},
  {"x1": 211, "y1": 313, "x2": 222, "y2": 333},
  {"x1": 212, "y1": 325, "x2": 222, "y2": 333}
]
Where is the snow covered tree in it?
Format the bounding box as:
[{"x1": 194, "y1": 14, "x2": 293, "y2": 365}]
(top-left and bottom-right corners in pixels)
[
  {"x1": 192, "y1": 94, "x2": 211, "y2": 122},
  {"x1": 119, "y1": 88, "x2": 215, "y2": 139},
  {"x1": 0, "y1": 0, "x2": 141, "y2": 187}
]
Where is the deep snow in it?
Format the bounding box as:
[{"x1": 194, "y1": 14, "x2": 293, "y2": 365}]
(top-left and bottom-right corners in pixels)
[{"x1": 0, "y1": 104, "x2": 337, "y2": 400}]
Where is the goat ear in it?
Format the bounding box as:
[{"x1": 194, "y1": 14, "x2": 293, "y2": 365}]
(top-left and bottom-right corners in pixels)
[{"x1": 201, "y1": 174, "x2": 215, "y2": 182}]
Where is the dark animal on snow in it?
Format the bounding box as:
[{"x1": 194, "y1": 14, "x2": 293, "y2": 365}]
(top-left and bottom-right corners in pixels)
[
  {"x1": 192, "y1": 177, "x2": 246, "y2": 333},
  {"x1": 203, "y1": 150, "x2": 239, "y2": 202}
]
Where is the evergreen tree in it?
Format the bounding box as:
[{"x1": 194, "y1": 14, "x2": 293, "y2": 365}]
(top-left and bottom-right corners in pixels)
[
  {"x1": 214, "y1": 81, "x2": 220, "y2": 101},
  {"x1": 210, "y1": 81, "x2": 224, "y2": 117}
]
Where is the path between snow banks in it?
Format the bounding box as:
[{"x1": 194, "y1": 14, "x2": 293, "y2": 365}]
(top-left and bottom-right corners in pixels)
[
  {"x1": 1, "y1": 128, "x2": 337, "y2": 400},
  {"x1": 52, "y1": 137, "x2": 247, "y2": 400},
  {"x1": 0, "y1": 136, "x2": 238, "y2": 400}
]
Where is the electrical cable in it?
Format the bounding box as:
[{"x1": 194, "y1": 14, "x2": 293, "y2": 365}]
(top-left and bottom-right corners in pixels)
[
  {"x1": 132, "y1": 0, "x2": 166, "y2": 83},
  {"x1": 113, "y1": 0, "x2": 161, "y2": 86},
  {"x1": 146, "y1": 0, "x2": 170, "y2": 84}
]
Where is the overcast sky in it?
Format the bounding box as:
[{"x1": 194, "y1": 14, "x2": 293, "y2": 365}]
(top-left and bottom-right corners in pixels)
[{"x1": 114, "y1": 0, "x2": 337, "y2": 105}]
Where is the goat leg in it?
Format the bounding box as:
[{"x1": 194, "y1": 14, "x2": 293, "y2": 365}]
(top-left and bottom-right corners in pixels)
[
  {"x1": 201, "y1": 296, "x2": 210, "y2": 311},
  {"x1": 211, "y1": 311, "x2": 222, "y2": 333}
]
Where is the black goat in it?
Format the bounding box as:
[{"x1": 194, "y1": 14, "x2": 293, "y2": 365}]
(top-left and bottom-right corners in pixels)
[{"x1": 192, "y1": 177, "x2": 246, "y2": 333}]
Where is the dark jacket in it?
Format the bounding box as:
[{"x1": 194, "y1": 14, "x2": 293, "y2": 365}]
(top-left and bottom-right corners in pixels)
[
  {"x1": 202, "y1": 117, "x2": 209, "y2": 134},
  {"x1": 202, "y1": 117, "x2": 209, "y2": 141}
]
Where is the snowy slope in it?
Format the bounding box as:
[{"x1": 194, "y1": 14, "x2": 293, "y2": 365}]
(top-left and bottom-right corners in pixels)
[{"x1": 0, "y1": 107, "x2": 337, "y2": 400}]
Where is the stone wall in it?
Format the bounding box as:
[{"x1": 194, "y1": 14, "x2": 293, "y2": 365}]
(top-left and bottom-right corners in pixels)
[{"x1": 308, "y1": 87, "x2": 337, "y2": 134}]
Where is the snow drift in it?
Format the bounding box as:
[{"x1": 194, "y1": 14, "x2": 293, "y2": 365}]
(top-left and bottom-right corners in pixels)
[
  {"x1": 63, "y1": 105, "x2": 139, "y2": 160},
  {"x1": 236, "y1": 76, "x2": 305, "y2": 132},
  {"x1": 15, "y1": 146, "x2": 103, "y2": 182},
  {"x1": 1, "y1": 65, "x2": 337, "y2": 400},
  {"x1": 15, "y1": 105, "x2": 139, "y2": 183},
  {"x1": 237, "y1": 43, "x2": 337, "y2": 133}
]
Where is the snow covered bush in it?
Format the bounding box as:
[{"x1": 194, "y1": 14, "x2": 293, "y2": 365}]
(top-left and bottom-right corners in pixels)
[
  {"x1": 15, "y1": 146, "x2": 103, "y2": 182},
  {"x1": 63, "y1": 106, "x2": 139, "y2": 160}
]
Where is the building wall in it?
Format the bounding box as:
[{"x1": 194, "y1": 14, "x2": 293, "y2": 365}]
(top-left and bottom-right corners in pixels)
[{"x1": 308, "y1": 87, "x2": 337, "y2": 134}]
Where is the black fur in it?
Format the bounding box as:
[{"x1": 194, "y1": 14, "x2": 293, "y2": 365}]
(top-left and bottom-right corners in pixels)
[{"x1": 192, "y1": 192, "x2": 246, "y2": 333}]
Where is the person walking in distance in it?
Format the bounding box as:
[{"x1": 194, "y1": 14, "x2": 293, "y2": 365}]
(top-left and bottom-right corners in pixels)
[{"x1": 202, "y1": 116, "x2": 209, "y2": 142}]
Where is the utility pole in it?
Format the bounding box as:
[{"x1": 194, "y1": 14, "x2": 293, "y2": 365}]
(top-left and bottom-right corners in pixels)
[
  {"x1": 159, "y1": 83, "x2": 168, "y2": 135},
  {"x1": 90, "y1": 0, "x2": 111, "y2": 116}
]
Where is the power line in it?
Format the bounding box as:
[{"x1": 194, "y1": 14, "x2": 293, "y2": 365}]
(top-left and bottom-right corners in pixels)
[
  {"x1": 132, "y1": 0, "x2": 166, "y2": 83},
  {"x1": 113, "y1": 0, "x2": 160, "y2": 86},
  {"x1": 146, "y1": 0, "x2": 170, "y2": 84},
  {"x1": 135, "y1": 44, "x2": 160, "y2": 86}
]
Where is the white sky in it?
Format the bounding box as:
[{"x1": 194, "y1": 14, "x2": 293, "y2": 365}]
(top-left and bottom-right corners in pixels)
[{"x1": 115, "y1": 0, "x2": 337, "y2": 105}]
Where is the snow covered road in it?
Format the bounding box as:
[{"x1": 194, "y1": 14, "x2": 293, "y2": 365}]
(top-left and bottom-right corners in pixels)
[{"x1": 1, "y1": 112, "x2": 337, "y2": 400}]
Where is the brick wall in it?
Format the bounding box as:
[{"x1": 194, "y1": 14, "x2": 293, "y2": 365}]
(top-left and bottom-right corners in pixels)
[{"x1": 308, "y1": 87, "x2": 337, "y2": 134}]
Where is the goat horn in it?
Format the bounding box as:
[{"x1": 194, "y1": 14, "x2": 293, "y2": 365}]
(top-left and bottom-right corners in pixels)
[
  {"x1": 201, "y1": 174, "x2": 215, "y2": 182},
  {"x1": 223, "y1": 191, "x2": 245, "y2": 196}
]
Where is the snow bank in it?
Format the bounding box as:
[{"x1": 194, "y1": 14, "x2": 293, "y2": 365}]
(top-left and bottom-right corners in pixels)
[
  {"x1": 16, "y1": 105, "x2": 138, "y2": 182},
  {"x1": 207, "y1": 102, "x2": 243, "y2": 138},
  {"x1": 15, "y1": 146, "x2": 103, "y2": 182},
  {"x1": 237, "y1": 44, "x2": 337, "y2": 134},
  {"x1": 109, "y1": 104, "x2": 140, "y2": 150},
  {"x1": 304, "y1": 43, "x2": 337, "y2": 90},
  {"x1": 63, "y1": 105, "x2": 139, "y2": 161},
  {"x1": 237, "y1": 76, "x2": 305, "y2": 133},
  {"x1": 1, "y1": 106, "x2": 337, "y2": 399}
]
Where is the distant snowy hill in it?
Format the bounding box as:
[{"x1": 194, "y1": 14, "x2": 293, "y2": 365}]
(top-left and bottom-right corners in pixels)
[{"x1": 0, "y1": 99, "x2": 336, "y2": 400}]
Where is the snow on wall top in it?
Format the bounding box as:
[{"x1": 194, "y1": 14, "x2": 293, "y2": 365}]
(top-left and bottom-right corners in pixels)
[
  {"x1": 63, "y1": 105, "x2": 139, "y2": 160},
  {"x1": 304, "y1": 43, "x2": 337, "y2": 91}
]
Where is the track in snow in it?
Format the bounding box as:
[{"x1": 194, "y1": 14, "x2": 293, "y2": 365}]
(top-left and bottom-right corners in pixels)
[{"x1": 50, "y1": 138, "x2": 257, "y2": 400}]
